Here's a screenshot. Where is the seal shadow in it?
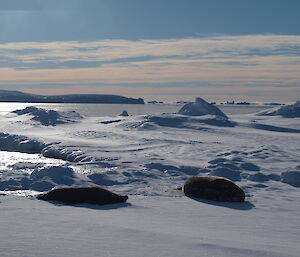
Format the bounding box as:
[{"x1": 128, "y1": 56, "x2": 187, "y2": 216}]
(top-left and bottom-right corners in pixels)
[
  {"x1": 40, "y1": 200, "x2": 132, "y2": 210},
  {"x1": 188, "y1": 197, "x2": 255, "y2": 210}
]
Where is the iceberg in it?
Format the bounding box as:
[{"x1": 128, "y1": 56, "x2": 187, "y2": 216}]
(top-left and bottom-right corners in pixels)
[{"x1": 178, "y1": 97, "x2": 228, "y2": 118}]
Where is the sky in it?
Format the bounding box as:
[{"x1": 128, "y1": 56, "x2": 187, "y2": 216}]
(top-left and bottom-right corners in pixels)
[{"x1": 0, "y1": 0, "x2": 299, "y2": 102}]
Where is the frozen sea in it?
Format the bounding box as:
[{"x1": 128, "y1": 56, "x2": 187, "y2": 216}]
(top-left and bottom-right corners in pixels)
[
  {"x1": 0, "y1": 101, "x2": 299, "y2": 257},
  {"x1": 0, "y1": 102, "x2": 270, "y2": 116}
]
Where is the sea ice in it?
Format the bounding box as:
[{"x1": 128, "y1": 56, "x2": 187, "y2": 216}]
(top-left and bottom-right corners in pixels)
[{"x1": 0, "y1": 101, "x2": 300, "y2": 257}]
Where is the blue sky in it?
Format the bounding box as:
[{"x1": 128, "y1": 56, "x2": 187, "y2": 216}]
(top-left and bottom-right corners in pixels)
[{"x1": 0, "y1": 0, "x2": 299, "y2": 102}]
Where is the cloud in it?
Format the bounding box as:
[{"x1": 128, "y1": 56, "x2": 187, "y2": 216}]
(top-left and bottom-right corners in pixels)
[{"x1": 0, "y1": 34, "x2": 300, "y2": 88}]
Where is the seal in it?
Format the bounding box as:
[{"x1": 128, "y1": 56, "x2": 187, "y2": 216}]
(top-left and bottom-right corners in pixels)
[
  {"x1": 36, "y1": 186, "x2": 128, "y2": 205},
  {"x1": 183, "y1": 176, "x2": 245, "y2": 202}
]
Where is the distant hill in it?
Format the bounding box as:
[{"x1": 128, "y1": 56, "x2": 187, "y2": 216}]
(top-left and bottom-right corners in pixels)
[{"x1": 0, "y1": 90, "x2": 144, "y2": 104}]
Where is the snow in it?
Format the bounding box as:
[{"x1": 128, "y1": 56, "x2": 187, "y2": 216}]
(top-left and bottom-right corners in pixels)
[
  {"x1": 178, "y1": 97, "x2": 228, "y2": 118},
  {"x1": 0, "y1": 102, "x2": 300, "y2": 256},
  {"x1": 0, "y1": 132, "x2": 45, "y2": 153},
  {"x1": 281, "y1": 171, "x2": 300, "y2": 187},
  {"x1": 0, "y1": 194, "x2": 299, "y2": 257},
  {"x1": 257, "y1": 100, "x2": 300, "y2": 118},
  {"x1": 12, "y1": 106, "x2": 82, "y2": 126}
]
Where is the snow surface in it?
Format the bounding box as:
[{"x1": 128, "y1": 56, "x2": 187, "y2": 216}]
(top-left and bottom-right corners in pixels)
[
  {"x1": 12, "y1": 106, "x2": 82, "y2": 126},
  {"x1": 0, "y1": 103, "x2": 300, "y2": 256},
  {"x1": 1, "y1": 194, "x2": 299, "y2": 257},
  {"x1": 178, "y1": 97, "x2": 228, "y2": 118},
  {"x1": 257, "y1": 100, "x2": 300, "y2": 118}
]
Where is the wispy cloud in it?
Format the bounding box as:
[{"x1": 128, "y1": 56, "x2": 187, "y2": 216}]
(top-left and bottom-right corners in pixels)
[{"x1": 0, "y1": 34, "x2": 300, "y2": 88}]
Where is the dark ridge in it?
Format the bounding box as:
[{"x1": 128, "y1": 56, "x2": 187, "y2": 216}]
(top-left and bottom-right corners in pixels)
[{"x1": 0, "y1": 89, "x2": 144, "y2": 104}]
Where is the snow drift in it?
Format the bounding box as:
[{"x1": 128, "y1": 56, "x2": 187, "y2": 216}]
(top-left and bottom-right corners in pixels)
[
  {"x1": 0, "y1": 133, "x2": 104, "y2": 164},
  {"x1": 257, "y1": 101, "x2": 300, "y2": 118},
  {"x1": 0, "y1": 165, "x2": 91, "y2": 191},
  {"x1": 0, "y1": 132, "x2": 45, "y2": 153},
  {"x1": 12, "y1": 106, "x2": 82, "y2": 126},
  {"x1": 119, "y1": 113, "x2": 235, "y2": 131},
  {"x1": 150, "y1": 114, "x2": 234, "y2": 128},
  {"x1": 1, "y1": 100, "x2": 300, "y2": 257}
]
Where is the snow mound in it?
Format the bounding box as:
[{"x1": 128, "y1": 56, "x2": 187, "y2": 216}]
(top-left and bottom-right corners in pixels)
[
  {"x1": 41, "y1": 145, "x2": 113, "y2": 165},
  {"x1": 0, "y1": 132, "x2": 45, "y2": 153},
  {"x1": 150, "y1": 114, "x2": 234, "y2": 127},
  {"x1": 178, "y1": 97, "x2": 228, "y2": 118},
  {"x1": 0, "y1": 132, "x2": 109, "y2": 164},
  {"x1": 12, "y1": 106, "x2": 82, "y2": 126},
  {"x1": 257, "y1": 101, "x2": 300, "y2": 118},
  {"x1": 0, "y1": 163, "x2": 91, "y2": 192},
  {"x1": 128, "y1": 114, "x2": 235, "y2": 130},
  {"x1": 29, "y1": 166, "x2": 90, "y2": 191},
  {"x1": 30, "y1": 166, "x2": 76, "y2": 191}
]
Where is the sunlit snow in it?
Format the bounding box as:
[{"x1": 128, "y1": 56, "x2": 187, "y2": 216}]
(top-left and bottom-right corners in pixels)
[{"x1": 0, "y1": 100, "x2": 299, "y2": 257}]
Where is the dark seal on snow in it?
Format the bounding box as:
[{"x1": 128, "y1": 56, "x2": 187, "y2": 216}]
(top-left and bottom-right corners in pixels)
[
  {"x1": 36, "y1": 186, "x2": 128, "y2": 205},
  {"x1": 183, "y1": 176, "x2": 245, "y2": 202}
]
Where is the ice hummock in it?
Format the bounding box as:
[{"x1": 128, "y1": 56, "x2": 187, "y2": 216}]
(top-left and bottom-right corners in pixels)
[
  {"x1": 0, "y1": 132, "x2": 102, "y2": 163},
  {"x1": 178, "y1": 97, "x2": 228, "y2": 118},
  {"x1": 0, "y1": 132, "x2": 45, "y2": 153},
  {"x1": 12, "y1": 106, "x2": 82, "y2": 126},
  {"x1": 142, "y1": 114, "x2": 235, "y2": 129},
  {"x1": 257, "y1": 101, "x2": 300, "y2": 118}
]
